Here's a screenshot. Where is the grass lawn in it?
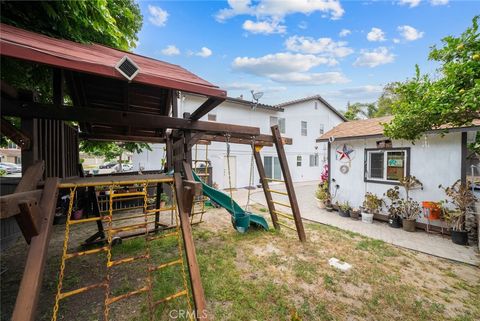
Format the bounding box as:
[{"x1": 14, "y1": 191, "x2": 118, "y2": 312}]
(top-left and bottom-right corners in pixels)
[{"x1": 1, "y1": 206, "x2": 479, "y2": 321}]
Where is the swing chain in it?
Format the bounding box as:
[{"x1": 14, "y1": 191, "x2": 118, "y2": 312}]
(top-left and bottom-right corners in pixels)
[
  {"x1": 224, "y1": 133, "x2": 236, "y2": 215},
  {"x1": 245, "y1": 136, "x2": 256, "y2": 212}
]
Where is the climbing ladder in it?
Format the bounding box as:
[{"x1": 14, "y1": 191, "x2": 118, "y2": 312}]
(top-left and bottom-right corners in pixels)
[
  {"x1": 252, "y1": 125, "x2": 306, "y2": 242},
  {"x1": 51, "y1": 177, "x2": 196, "y2": 321},
  {"x1": 191, "y1": 143, "x2": 210, "y2": 224}
]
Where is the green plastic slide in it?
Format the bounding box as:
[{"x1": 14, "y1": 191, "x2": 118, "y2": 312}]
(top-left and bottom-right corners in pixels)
[{"x1": 192, "y1": 171, "x2": 269, "y2": 233}]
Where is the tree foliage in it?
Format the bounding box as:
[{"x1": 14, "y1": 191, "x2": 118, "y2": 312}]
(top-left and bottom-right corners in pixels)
[
  {"x1": 1, "y1": 1, "x2": 148, "y2": 159},
  {"x1": 384, "y1": 16, "x2": 480, "y2": 141},
  {"x1": 343, "y1": 84, "x2": 397, "y2": 120}
]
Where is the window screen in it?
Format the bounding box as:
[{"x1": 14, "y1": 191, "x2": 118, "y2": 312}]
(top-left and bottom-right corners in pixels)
[
  {"x1": 319, "y1": 124, "x2": 324, "y2": 135},
  {"x1": 297, "y1": 156, "x2": 302, "y2": 167},
  {"x1": 208, "y1": 114, "x2": 216, "y2": 121},
  {"x1": 278, "y1": 118, "x2": 286, "y2": 134},
  {"x1": 369, "y1": 152, "x2": 384, "y2": 179}
]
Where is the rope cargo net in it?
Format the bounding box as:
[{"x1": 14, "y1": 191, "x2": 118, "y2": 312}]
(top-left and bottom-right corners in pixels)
[{"x1": 52, "y1": 178, "x2": 194, "y2": 321}]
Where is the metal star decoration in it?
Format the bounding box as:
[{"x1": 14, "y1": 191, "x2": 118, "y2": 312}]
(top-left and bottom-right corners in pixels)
[{"x1": 336, "y1": 144, "x2": 354, "y2": 161}]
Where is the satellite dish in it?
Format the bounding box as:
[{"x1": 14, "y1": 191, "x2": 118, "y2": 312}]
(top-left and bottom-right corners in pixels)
[
  {"x1": 252, "y1": 91, "x2": 264, "y2": 101},
  {"x1": 250, "y1": 90, "x2": 264, "y2": 111}
]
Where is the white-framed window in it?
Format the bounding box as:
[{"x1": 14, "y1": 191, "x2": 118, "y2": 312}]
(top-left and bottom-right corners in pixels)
[
  {"x1": 309, "y1": 154, "x2": 319, "y2": 167},
  {"x1": 301, "y1": 121, "x2": 307, "y2": 136},
  {"x1": 365, "y1": 149, "x2": 409, "y2": 183},
  {"x1": 270, "y1": 116, "x2": 286, "y2": 134},
  {"x1": 319, "y1": 124, "x2": 324, "y2": 135},
  {"x1": 296, "y1": 156, "x2": 302, "y2": 167},
  {"x1": 208, "y1": 114, "x2": 217, "y2": 121},
  {"x1": 264, "y1": 156, "x2": 282, "y2": 179}
]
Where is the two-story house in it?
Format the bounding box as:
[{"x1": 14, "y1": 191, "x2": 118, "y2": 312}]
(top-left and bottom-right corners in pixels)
[{"x1": 132, "y1": 94, "x2": 345, "y2": 189}]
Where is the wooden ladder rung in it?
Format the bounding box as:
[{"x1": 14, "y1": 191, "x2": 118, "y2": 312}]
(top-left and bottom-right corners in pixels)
[
  {"x1": 65, "y1": 246, "x2": 108, "y2": 259},
  {"x1": 154, "y1": 289, "x2": 188, "y2": 306},
  {"x1": 59, "y1": 282, "x2": 105, "y2": 300},
  {"x1": 267, "y1": 189, "x2": 288, "y2": 196},
  {"x1": 272, "y1": 200, "x2": 291, "y2": 208},
  {"x1": 106, "y1": 286, "x2": 149, "y2": 305},
  {"x1": 69, "y1": 216, "x2": 106, "y2": 225},
  {"x1": 111, "y1": 192, "x2": 146, "y2": 198},
  {"x1": 149, "y1": 258, "x2": 183, "y2": 272},
  {"x1": 146, "y1": 231, "x2": 179, "y2": 242},
  {"x1": 108, "y1": 253, "x2": 149, "y2": 267},
  {"x1": 146, "y1": 206, "x2": 176, "y2": 214},
  {"x1": 273, "y1": 210, "x2": 294, "y2": 220},
  {"x1": 277, "y1": 221, "x2": 296, "y2": 231}
]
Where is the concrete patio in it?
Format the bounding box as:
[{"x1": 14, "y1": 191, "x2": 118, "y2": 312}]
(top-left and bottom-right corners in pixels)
[{"x1": 229, "y1": 181, "x2": 480, "y2": 266}]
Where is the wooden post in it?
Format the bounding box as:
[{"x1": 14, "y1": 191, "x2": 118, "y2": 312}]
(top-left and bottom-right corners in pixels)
[
  {"x1": 11, "y1": 177, "x2": 60, "y2": 321},
  {"x1": 173, "y1": 173, "x2": 208, "y2": 320},
  {"x1": 252, "y1": 146, "x2": 279, "y2": 229},
  {"x1": 271, "y1": 125, "x2": 306, "y2": 242}
]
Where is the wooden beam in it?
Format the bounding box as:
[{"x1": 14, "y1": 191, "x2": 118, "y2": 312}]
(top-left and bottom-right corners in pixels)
[
  {"x1": 11, "y1": 177, "x2": 60, "y2": 321},
  {"x1": 2, "y1": 99, "x2": 260, "y2": 137},
  {"x1": 252, "y1": 147, "x2": 279, "y2": 230},
  {"x1": 200, "y1": 133, "x2": 292, "y2": 146},
  {"x1": 173, "y1": 173, "x2": 208, "y2": 320},
  {"x1": 17, "y1": 201, "x2": 41, "y2": 244},
  {"x1": 16, "y1": 161, "x2": 44, "y2": 192},
  {"x1": 189, "y1": 97, "x2": 225, "y2": 121},
  {"x1": 1, "y1": 117, "x2": 31, "y2": 149},
  {"x1": 271, "y1": 125, "x2": 306, "y2": 242},
  {"x1": 0, "y1": 189, "x2": 42, "y2": 219},
  {"x1": 79, "y1": 133, "x2": 165, "y2": 143}
]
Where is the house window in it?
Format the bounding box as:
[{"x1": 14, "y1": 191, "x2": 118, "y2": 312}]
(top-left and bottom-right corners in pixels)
[
  {"x1": 314, "y1": 102, "x2": 318, "y2": 110},
  {"x1": 319, "y1": 124, "x2": 324, "y2": 135},
  {"x1": 309, "y1": 154, "x2": 319, "y2": 167},
  {"x1": 264, "y1": 156, "x2": 282, "y2": 179},
  {"x1": 365, "y1": 148, "x2": 409, "y2": 183},
  {"x1": 301, "y1": 121, "x2": 307, "y2": 136},
  {"x1": 7, "y1": 142, "x2": 19, "y2": 149},
  {"x1": 270, "y1": 116, "x2": 286, "y2": 134},
  {"x1": 208, "y1": 114, "x2": 216, "y2": 121},
  {"x1": 296, "y1": 156, "x2": 302, "y2": 167}
]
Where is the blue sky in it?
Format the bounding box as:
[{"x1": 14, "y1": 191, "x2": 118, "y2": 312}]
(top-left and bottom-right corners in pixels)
[{"x1": 134, "y1": 0, "x2": 479, "y2": 111}]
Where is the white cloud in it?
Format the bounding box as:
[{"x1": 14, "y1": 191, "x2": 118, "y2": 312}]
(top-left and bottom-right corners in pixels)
[
  {"x1": 398, "y1": 0, "x2": 421, "y2": 7},
  {"x1": 367, "y1": 27, "x2": 386, "y2": 42},
  {"x1": 216, "y1": 0, "x2": 344, "y2": 21},
  {"x1": 298, "y1": 21, "x2": 308, "y2": 30},
  {"x1": 353, "y1": 47, "x2": 395, "y2": 67},
  {"x1": 160, "y1": 45, "x2": 180, "y2": 56},
  {"x1": 148, "y1": 5, "x2": 169, "y2": 27},
  {"x1": 285, "y1": 36, "x2": 354, "y2": 58},
  {"x1": 393, "y1": 38, "x2": 401, "y2": 44},
  {"x1": 268, "y1": 72, "x2": 350, "y2": 85},
  {"x1": 232, "y1": 52, "x2": 348, "y2": 85},
  {"x1": 233, "y1": 52, "x2": 337, "y2": 75},
  {"x1": 242, "y1": 19, "x2": 286, "y2": 34},
  {"x1": 398, "y1": 25, "x2": 424, "y2": 41},
  {"x1": 195, "y1": 47, "x2": 213, "y2": 58},
  {"x1": 430, "y1": 0, "x2": 448, "y2": 5},
  {"x1": 325, "y1": 85, "x2": 383, "y2": 98},
  {"x1": 339, "y1": 29, "x2": 351, "y2": 37}
]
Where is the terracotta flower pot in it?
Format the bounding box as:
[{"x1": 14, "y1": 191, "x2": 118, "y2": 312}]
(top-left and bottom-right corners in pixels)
[
  {"x1": 402, "y1": 218, "x2": 416, "y2": 232},
  {"x1": 160, "y1": 201, "x2": 166, "y2": 208}
]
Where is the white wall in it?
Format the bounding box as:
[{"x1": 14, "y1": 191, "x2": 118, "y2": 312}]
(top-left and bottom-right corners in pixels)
[
  {"x1": 330, "y1": 132, "x2": 463, "y2": 224},
  {"x1": 132, "y1": 94, "x2": 345, "y2": 189}
]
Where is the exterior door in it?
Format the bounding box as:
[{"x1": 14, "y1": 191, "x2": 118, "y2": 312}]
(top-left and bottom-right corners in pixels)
[
  {"x1": 264, "y1": 156, "x2": 282, "y2": 180},
  {"x1": 224, "y1": 156, "x2": 236, "y2": 189}
]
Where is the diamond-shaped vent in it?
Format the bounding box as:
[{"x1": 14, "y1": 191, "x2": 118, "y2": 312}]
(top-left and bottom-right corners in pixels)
[{"x1": 115, "y1": 56, "x2": 140, "y2": 81}]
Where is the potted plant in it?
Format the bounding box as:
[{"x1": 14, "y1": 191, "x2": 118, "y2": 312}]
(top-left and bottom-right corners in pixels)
[
  {"x1": 325, "y1": 198, "x2": 334, "y2": 212},
  {"x1": 362, "y1": 193, "x2": 381, "y2": 224},
  {"x1": 439, "y1": 180, "x2": 477, "y2": 245},
  {"x1": 350, "y1": 207, "x2": 360, "y2": 220},
  {"x1": 398, "y1": 176, "x2": 423, "y2": 232},
  {"x1": 384, "y1": 186, "x2": 402, "y2": 228},
  {"x1": 160, "y1": 193, "x2": 169, "y2": 208},
  {"x1": 315, "y1": 182, "x2": 329, "y2": 209},
  {"x1": 338, "y1": 201, "x2": 351, "y2": 217}
]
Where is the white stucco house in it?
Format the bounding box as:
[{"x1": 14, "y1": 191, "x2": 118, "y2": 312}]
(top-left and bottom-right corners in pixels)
[
  {"x1": 132, "y1": 94, "x2": 346, "y2": 189},
  {"x1": 317, "y1": 116, "x2": 480, "y2": 226}
]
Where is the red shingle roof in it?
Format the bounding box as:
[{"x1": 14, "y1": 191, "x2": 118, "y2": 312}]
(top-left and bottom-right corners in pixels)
[{"x1": 0, "y1": 23, "x2": 226, "y2": 98}]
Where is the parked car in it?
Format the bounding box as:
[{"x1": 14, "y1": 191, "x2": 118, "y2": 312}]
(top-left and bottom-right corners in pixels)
[
  {"x1": 0, "y1": 163, "x2": 14, "y2": 174},
  {"x1": 0, "y1": 162, "x2": 21, "y2": 173},
  {"x1": 121, "y1": 163, "x2": 133, "y2": 171}
]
